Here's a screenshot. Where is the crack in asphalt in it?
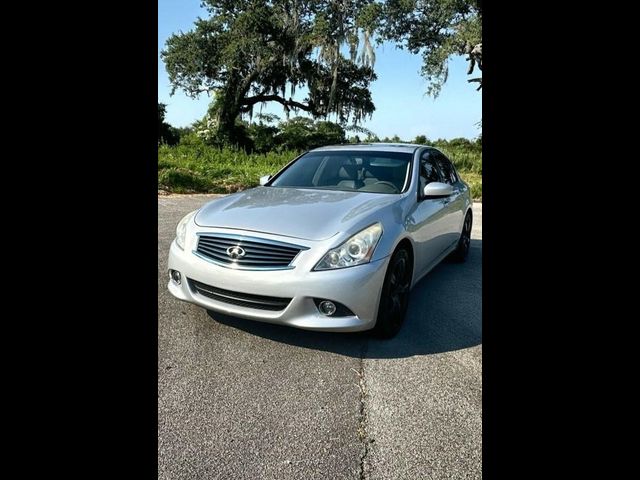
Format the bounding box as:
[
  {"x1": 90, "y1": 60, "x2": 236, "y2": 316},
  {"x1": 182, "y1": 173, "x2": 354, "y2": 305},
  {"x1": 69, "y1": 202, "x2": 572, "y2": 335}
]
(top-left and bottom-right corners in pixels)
[{"x1": 356, "y1": 341, "x2": 371, "y2": 480}]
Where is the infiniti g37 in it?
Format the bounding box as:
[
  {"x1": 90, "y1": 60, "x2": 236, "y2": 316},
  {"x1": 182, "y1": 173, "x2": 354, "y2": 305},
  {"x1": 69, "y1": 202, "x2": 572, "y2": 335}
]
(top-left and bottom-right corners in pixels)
[{"x1": 167, "y1": 143, "x2": 472, "y2": 338}]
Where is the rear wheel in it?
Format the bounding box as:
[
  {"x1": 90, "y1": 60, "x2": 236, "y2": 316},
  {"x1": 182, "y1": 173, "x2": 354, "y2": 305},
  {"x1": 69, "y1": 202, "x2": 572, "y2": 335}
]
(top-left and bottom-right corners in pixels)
[
  {"x1": 372, "y1": 248, "x2": 412, "y2": 338},
  {"x1": 449, "y1": 210, "x2": 472, "y2": 262}
]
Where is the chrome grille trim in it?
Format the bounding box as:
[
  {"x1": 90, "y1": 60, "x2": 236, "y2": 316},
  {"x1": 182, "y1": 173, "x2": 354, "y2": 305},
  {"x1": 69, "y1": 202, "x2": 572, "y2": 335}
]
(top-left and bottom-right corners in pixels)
[{"x1": 194, "y1": 232, "x2": 309, "y2": 270}]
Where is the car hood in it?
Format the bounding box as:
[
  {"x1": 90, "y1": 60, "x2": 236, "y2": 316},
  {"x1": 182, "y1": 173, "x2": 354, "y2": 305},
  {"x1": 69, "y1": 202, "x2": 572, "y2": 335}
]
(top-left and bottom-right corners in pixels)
[{"x1": 194, "y1": 187, "x2": 398, "y2": 241}]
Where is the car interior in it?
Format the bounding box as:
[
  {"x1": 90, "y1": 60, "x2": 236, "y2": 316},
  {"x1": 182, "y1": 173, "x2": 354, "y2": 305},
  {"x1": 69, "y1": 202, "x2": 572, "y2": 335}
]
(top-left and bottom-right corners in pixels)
[
  {"x1": 419, "y1": 158, "x2": 443, "y2": 194},
  {"x1": 311, "y1": 155, "x2": 408, "y2": 193}
]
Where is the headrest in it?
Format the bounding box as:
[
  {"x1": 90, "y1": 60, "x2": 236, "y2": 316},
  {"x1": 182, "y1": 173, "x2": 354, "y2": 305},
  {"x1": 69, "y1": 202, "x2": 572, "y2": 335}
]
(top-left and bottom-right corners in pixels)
[{"x1": 338, "y1": 164, "x2": 358, "y2": 179}]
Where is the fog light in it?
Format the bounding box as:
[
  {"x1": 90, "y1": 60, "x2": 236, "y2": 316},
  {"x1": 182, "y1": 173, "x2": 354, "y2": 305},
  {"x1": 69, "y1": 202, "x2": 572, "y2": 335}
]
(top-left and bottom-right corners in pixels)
[
  {"x1": 170, "y1": 270, "x2": 181, "y2": 285},
  {"x1": 318, "y1": 300, "x2": 336, "y2": 316}
]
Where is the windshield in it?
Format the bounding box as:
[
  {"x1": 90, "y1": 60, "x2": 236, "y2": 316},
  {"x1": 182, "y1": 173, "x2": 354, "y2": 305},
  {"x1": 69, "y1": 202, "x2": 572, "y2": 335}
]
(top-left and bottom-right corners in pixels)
[{"x1": 269, "y1": 151, "x2": 413, "y2": 194}]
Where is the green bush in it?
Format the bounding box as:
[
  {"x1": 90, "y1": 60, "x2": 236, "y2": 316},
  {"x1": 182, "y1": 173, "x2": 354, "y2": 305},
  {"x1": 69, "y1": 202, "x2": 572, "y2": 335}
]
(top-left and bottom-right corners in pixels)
[
  {"x1": 458, "y1": 172, "x2": 482, "y2": 200},
  {"x1": 158, "y1": 168, "x2": 211, "y2": 193},
  {"x1": 158, "y1": 141, "x2": 482, "y2": 199},
  {"x1": 158, "y1": 144, "x2": 299, "y2": 193},
  {"x1": 274, "y1": 117, "x2": 346, "y2": 151},
  {"x1": 434, "y1": 144, "x2": 482, "y2": 174}
]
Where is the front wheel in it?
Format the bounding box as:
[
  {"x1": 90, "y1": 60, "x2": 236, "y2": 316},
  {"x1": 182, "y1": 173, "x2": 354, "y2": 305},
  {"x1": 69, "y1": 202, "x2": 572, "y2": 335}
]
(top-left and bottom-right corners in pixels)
[
  {"x1": 448, "y1": 210, "x2": 472, "y2": 262},
  {"x1": 371, "y1": 248, "x2": 412, "y2": 339}
]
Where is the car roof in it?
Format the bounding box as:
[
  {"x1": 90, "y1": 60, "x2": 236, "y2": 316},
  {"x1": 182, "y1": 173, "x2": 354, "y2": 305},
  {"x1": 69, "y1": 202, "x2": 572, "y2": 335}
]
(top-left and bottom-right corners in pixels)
[{"x1": 310, "y1": 143, "x2": 427, "y2": 154}]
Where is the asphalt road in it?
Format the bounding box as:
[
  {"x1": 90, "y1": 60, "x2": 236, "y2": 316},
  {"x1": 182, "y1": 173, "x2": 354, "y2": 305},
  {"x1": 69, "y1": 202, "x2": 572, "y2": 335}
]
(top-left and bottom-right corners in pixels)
[{"x1": 158, "y1": 194, "x2": 482, "y2": 479}]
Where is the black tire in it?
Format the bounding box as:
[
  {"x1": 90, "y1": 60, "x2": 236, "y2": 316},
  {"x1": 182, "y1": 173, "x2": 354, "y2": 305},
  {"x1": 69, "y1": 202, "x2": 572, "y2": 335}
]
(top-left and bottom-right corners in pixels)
[
  {"x1": 448, "y1": 210, "x2": 472, "y2": 263},
  {"x1": 371, "y1": 248, "x2": 412, "y2": 339}
]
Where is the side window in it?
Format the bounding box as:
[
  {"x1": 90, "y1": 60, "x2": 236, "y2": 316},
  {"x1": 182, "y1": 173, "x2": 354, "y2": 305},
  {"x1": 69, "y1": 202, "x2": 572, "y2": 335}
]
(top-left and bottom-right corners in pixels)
[
  {"x1": 420, "y1": 153, "x2": 442, "y2": 183},
  {"x1": 433, "y1": 153, "x2": 458, "y2": 185},
  {"x1": 419, "y1": 151, "x2": 444, "y2": 196}
]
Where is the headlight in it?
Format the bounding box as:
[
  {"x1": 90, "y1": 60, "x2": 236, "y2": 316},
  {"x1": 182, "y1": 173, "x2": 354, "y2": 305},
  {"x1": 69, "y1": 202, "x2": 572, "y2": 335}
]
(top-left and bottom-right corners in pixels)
[
  {"x1": 314, "y1": 223, "x2": 383, "y2": 270},
  {"x1": 175, "y1": 210, "x2": 198, "y2": 250}
]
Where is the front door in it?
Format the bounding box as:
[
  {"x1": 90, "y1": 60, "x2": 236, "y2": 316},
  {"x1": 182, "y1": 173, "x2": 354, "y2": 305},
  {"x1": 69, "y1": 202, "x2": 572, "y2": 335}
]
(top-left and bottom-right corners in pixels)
[{"x1": 406, "y1": 151, "x2": 453, "y2": 278}]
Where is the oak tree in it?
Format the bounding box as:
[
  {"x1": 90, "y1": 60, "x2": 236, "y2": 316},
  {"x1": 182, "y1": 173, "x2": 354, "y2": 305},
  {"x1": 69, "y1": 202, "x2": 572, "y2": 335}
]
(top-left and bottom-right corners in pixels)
[
  {"x1": 162, "y1": 0, "x2": 378, "y2": 144},
  {"x1": 380, "y1": 0, "x2": 482, "y2": 96}
]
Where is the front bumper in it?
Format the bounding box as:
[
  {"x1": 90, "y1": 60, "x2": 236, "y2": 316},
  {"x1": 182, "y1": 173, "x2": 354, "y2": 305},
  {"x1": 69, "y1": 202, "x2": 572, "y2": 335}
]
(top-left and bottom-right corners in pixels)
[{"x1": 167, "y1": 237, "x2": 390, "y2": 332}]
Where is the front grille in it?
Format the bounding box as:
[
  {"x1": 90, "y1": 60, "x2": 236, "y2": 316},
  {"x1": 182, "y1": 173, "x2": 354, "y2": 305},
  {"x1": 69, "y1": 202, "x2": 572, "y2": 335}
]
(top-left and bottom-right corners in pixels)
[
  {"x1": 195, "y1": 233, "x2": 306, "y2": 270},
  {"x1": 188, "y1": 279, "x2": 292, "y2": 311}
]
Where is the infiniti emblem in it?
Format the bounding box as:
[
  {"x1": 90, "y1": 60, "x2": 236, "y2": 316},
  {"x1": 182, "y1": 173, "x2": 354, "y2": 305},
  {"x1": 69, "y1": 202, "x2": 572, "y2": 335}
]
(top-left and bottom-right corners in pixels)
[{"x1": 226, "y1": 245, "x2": 246, "y2": 260}]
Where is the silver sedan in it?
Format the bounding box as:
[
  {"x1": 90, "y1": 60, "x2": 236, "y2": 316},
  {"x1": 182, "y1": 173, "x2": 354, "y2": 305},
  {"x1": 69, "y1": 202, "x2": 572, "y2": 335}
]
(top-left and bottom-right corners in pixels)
[{"x1": 167, "y1": 143, "x2": 473, "y2": 337}]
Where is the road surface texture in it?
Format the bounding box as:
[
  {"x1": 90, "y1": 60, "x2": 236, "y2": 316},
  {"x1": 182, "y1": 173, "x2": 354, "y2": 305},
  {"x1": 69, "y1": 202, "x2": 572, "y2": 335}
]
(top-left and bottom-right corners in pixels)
[{"x1": 158, "y1": 194, "x2": 481, "y2": 479}]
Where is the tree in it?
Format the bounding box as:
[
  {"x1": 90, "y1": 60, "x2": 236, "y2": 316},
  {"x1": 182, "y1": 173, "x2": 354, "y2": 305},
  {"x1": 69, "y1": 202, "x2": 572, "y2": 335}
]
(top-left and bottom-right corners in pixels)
[
  {"x1": 158, "y1": 102, "x2": 180, "y2": 145},
  {"x1": 363, "y1": 133, "x2": 380, "y2": 142},
  {"x1": 313, "y1": 120, "x2": 346, "y2": 146},
  {"x1": 162, "y1": 0, "x2": 379, "y2": 145},
  {"x1": 247, "y1": 124, "x2": 279, "y2": 154},
  {"x1": 379, "y1": 0, "x2": 482, "y2": 96},
  {"x1": 413, "y1": 134, "x2": 428, "y2": 144},
  {"x1": 447, "y1": 137, "x2": 474, "y2": 148},
  {"x1": 276, "y1": 117, "x2": 345, "y2": 150}
]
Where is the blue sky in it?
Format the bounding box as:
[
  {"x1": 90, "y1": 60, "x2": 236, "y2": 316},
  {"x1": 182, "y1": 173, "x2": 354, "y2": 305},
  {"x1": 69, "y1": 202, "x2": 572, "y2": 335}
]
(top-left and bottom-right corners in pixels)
[{"x1": 158, "y1": 0, "x2": 482, "y2": 140}]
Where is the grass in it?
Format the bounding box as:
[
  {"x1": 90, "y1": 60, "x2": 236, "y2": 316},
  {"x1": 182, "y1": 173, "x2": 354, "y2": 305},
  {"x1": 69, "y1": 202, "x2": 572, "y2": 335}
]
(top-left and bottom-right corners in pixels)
[
  {"x1": 158, "y1": 143, "x2": 482, "y2": 200},
  {"x1": 435, "y1": 144, "x2": 482, "y2": 200},
  {"x1": 158, "y1": 144, "x2": 296, "y2": 193},
  {"x1": 436, "y1": 145, "x2": 482, "y2": 174},
  {"x1": 458, "y1": 171, "x2": 482, "y2": 200}
]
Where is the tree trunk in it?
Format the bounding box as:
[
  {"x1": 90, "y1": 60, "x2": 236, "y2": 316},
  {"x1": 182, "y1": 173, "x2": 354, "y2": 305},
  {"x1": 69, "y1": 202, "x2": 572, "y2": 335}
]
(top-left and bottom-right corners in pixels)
[
  {"x1": 214, "y1": 78, "x2": 243, "y2": 145},
  {"x1": 214, "y1": 70, "x2": 259, "y2": 146}
]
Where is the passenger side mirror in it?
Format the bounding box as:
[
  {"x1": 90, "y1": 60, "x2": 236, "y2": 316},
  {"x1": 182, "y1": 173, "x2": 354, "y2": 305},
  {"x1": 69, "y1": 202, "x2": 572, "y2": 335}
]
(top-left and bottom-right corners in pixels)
[
  {"x1": 423, "y1": 181, "x2": 453, "y2": 198},
  {"x1": 259, "y1": 174, "x2": 272, "y2": 186}
]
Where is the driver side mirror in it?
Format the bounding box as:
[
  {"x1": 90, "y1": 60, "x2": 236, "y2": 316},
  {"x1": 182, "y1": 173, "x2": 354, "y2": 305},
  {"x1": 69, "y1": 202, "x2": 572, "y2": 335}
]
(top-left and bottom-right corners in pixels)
[
  {"x1": 259, "y1": 174, "x2": 272, "y2": 186},
  {"x1": 423, "y1": 181, "x2": 453, "y2": 198}
]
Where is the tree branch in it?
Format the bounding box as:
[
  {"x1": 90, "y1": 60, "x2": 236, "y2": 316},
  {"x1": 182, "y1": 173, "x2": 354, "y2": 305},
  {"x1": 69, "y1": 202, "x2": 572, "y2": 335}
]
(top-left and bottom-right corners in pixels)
[
  {"x1": 240, "y1": 94, "x2": 315, "y2": 113},
  {"x1": 239, "y1": 71, "x2": 260, "y2": 96},
  {"x1": 468, "y1": 77, "x2": 482, "y2": 91}
]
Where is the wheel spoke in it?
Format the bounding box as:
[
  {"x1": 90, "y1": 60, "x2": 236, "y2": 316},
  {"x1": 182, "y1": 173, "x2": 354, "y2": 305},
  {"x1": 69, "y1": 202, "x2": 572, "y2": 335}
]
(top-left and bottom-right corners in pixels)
[
  {"x1": 395, "y1": 260, "x2": 406, "y2": 281},
  {"x1": 379, "y1": 249, "x2": 412, "y2": 332},
  {"x1": 391, "y1": 295, "x2": 401, "y2": 315}
]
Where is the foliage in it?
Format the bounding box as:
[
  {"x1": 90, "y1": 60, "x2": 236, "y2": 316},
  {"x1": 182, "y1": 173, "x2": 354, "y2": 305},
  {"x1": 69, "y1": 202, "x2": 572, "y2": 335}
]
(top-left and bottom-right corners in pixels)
[
  {"x1": 276, "y1": 117, "x2": 346, "y2": 151},
  {"x1": 443, "y1": 137, "x2": 475, "y2": 148},
  {"x1": 161, "y1": 0, "x2": 381, "y2": 145},
  {"x1": 247, "y1": 122, "x2": 280, "y2": 153},
  {"x1": 413, "y1": 134, "x2": 428, "y2": 144},
  {"x1": 158, "y1": 136, "x2": 482, "y2": 198},
  {"x1": 158, "y1": 144, "x2": 299, "y2": 193},
  {"x1": 458, "y1": 171, "x2": 482, "y2": 199},
  {"x1": 174, "y1": 126, "x2": 193, "y2": 138},
  {"x1": 378, "y1": 0, "x2": 482, "y2": 96},
  {"x1": 184, "y1": 113, "x2": 347, "y2": 153},
  {"x1": 178, "y1": 130, "x2": 205, "y2": 146},
  {"x1": 434, "y1": 143, "x2": 481, "y2": 174},
  {"x1": 158, "y1": 103, "x2": 180, "y2": 145}
]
